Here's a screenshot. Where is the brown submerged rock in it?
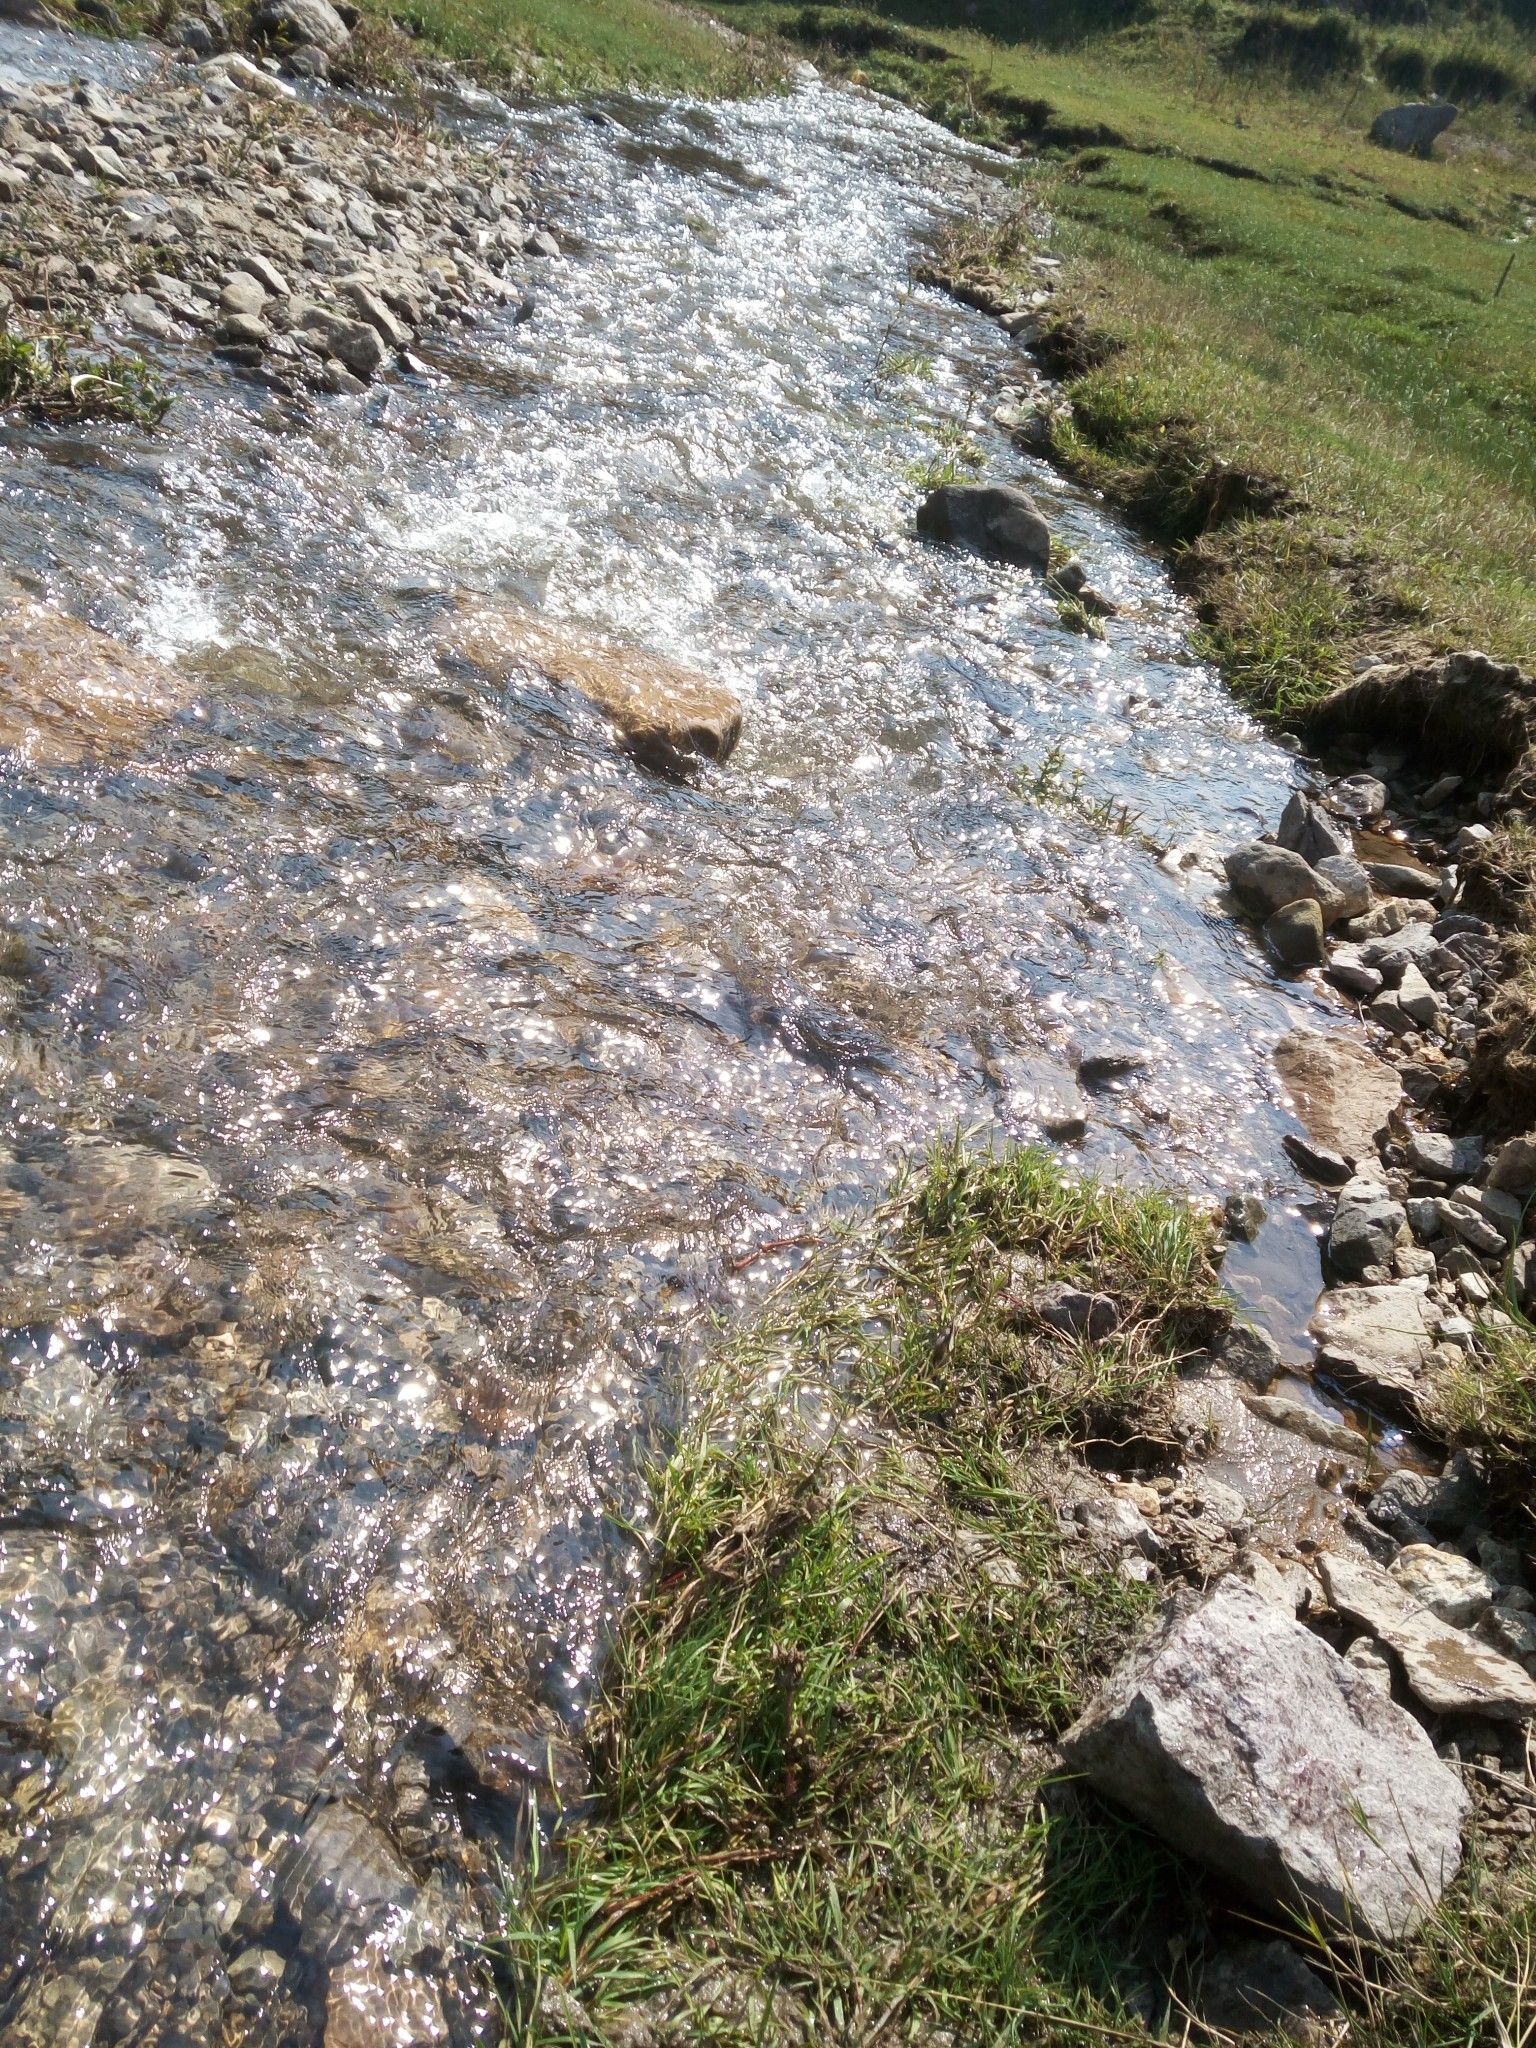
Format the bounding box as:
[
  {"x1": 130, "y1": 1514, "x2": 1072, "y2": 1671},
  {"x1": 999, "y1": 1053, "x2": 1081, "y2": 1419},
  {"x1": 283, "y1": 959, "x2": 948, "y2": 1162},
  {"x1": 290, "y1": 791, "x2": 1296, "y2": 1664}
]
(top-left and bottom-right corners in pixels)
[
  {"x1": 438, "y1": 598, "x2": 743, "y2": 776},
  {"x1": 0, "y1": 584, "x2": 193, "y2": 766}
]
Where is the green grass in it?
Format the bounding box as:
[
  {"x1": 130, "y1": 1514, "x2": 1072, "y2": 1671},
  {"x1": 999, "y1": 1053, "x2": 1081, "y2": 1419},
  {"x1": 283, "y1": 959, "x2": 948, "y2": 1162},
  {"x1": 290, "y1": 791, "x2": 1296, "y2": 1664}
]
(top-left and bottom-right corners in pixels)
[
  {"x1": 0, "y1": 332, "x2": 169, "y2": 427},
  {"x1": 497, "y1": 1146, "x2": 1232, "y2": 2043},
  {"x1": 356, "y1": 0, "x2": 779, "y2": 92},
  {"x1": 65, "y1": 0, "x2": 779, "y2": 95},
  {"x1": 712, "y1": 1, "x2": 1536, "y2": 718},
  {"x1": 500, "y1": 1142, "x2": 1536, "y2": 2044}
]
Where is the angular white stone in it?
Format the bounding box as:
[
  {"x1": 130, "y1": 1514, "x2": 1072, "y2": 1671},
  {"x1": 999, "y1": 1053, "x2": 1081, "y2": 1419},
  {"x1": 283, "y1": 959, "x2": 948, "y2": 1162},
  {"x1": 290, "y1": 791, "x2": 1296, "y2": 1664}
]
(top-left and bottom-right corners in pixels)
[
  {"x1": 1321, "y1": 1551, "x2": 1536, "y2": 1722},
  {"x1": 1062, "y1": 1577, "x2": 1469, "y2": 1942}
]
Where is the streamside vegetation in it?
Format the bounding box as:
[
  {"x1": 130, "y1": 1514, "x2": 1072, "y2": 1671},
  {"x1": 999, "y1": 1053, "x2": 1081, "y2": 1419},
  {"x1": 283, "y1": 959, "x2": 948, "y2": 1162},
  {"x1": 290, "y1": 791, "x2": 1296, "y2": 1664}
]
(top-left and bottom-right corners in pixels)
[
  {"x1": 498, "y1": 1144, "x2": 1536, "y2": 2046},
  {"x1": 0, "y1": 332, "x2": 169, "y2": 425}
]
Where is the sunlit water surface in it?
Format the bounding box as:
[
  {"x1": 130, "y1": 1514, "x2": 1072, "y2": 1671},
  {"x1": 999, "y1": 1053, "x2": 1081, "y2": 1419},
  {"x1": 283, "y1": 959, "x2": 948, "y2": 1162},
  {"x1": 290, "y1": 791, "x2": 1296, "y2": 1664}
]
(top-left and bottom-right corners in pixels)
[{"x1": 0, "y1": 30, "x2": 1374, "y2": 2043}]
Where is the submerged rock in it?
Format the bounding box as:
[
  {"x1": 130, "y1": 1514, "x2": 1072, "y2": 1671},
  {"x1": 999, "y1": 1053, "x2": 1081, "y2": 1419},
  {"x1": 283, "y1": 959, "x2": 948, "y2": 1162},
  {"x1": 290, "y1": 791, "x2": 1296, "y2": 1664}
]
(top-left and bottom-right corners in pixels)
[
  {"x1": 1310, "y1": 1281, "x2": 1432, "y2": 1414},
  {"x1": 914, "y1": 483, "x2": 1051, "y2": 571},
  {"x1": 0, "y1": 585, "x2": 196, "y2": 768},
  {"x1": 439, "y1": 599, "x2": 743, "y2": 775},
  {"x1": 1062, "y1": 1577, "x2": 1469, "y2": 1942}
]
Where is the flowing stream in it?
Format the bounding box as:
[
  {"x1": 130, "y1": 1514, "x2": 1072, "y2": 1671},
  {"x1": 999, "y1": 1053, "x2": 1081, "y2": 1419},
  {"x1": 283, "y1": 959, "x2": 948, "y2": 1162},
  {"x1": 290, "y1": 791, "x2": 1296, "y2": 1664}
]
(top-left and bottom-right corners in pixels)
[{"x1": 1, "y1": 33, "x2": 1397, "y2": 2045}]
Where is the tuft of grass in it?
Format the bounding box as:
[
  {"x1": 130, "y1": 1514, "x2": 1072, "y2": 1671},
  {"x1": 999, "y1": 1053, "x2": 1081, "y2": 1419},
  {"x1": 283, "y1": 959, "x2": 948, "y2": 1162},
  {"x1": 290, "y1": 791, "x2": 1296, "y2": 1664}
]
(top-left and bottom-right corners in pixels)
[
  {"x1": 0, "y1": 333, "x2": 170, "y2": 428},
  {"x1": 1018, "y1": 747, "x2": 1160, "y2": 852},
  {"x1": 1429, "y1": 1314, "x2": 1536, "y2": 1524},
  {"x1": 351, "y1": 0, "x2": 780, "y2": 94},
  {"x1": 498, "y1": 1143, "x2": 1226, "y2": 2045}
]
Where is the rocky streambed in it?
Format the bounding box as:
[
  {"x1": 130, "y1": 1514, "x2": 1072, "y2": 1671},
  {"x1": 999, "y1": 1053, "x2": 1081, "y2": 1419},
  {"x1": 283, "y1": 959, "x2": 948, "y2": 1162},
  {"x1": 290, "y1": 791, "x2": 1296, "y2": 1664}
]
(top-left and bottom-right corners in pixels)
[
  {"x1": 0, "y1": 16, "x2": 1534, "y2": 2045},
  {"x1": 1, "y1": 10, "x2": 551, "y2": 395}
]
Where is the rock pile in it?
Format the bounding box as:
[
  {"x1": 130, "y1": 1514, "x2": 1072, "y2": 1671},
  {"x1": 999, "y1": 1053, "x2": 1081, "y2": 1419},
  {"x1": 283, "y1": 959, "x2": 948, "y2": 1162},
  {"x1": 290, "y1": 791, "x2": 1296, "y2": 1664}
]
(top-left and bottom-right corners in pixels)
[{"x1": 0, "y1": 48, "x2": 554, "y2": 396}]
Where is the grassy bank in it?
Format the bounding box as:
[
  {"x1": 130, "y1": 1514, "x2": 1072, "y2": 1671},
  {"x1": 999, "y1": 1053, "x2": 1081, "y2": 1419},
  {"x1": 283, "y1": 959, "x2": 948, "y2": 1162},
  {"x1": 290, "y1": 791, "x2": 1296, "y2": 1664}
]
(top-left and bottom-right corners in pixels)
[
  {"x1": 501, "y1": 1143, "x2": 1536, "y2": 2045},
  {"x1": 500, "y1": 1143, "x2": 1225, "y2": 2042},
  {"x1": 63, "y1": 0, "x2": 774, "y2": 95},
  {"x1": 713, "y1": 1, "x2": 1536, "y2": 719}
]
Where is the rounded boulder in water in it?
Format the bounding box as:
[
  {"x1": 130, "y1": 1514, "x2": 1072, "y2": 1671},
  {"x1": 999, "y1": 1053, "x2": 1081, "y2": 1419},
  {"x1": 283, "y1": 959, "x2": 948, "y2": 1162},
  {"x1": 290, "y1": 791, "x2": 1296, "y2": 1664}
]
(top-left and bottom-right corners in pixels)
[{"x1": 915, "y1": 482, "x2": 1051, "y2": 571}]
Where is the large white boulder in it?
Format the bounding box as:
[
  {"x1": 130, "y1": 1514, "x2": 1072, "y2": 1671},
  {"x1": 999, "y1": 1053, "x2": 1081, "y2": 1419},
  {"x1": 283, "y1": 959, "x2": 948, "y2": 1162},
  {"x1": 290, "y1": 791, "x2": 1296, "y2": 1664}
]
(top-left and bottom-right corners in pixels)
[{"x1": 1062, "y1": 1576, "x2": 1469, "y2": 1943}]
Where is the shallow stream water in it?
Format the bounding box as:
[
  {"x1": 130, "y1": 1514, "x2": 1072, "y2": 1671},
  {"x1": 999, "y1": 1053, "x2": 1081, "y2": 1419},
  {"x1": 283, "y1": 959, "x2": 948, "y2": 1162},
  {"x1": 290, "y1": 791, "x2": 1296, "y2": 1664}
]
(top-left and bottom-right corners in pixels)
[{"x1": 1, "y1": 29, "x2": 1397, "y2": 2044}]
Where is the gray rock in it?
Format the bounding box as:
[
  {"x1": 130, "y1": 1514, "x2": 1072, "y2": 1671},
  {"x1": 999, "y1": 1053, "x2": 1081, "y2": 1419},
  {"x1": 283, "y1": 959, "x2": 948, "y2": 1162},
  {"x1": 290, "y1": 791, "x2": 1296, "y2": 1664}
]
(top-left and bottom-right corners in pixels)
[
  {"x1": 1325, "y1": 947, "x2": 1384, "y2": 1001},
  {"x1": 1458, "y1": 1184, "x2": 1522, "y2": 1241},
  {"x1": 1074, "y1": 1494, "x2": 1155, "y2": 1552},
  {"x1": 234, "y1": 251, "x2": 290, "y2": 297},
  {"x1": 168, "y1": 11, "x2": 219, "y2": 56},
  {"x1": 1347, "y1": 897, "x2": 1434, "y2": 943},
  {"x1": 1372, "y1": 962, "x2": 1444, "y2": 1037},
  {"x1": 77, "y1": 142, "x2": 130, "y2": 183},
  {"x1": 1062, "y1": 1577, "x2": 1469, "y2": 1941},
  {"x1": 1224, "y1": 1191, "x2": 1266, "y2": 1241},
  {"x1": 1313, "y1": 852, "x2": 1372, "y2": 921},
  {"x1": 1277, "y1": 791, "x2": 1352, "y2": 866},
  {"x1": 0, "y1": 162, "x2": 30, "y2": 206},
  {"x1": 251, "y1": 0, "x2": 351, "y2": 53},
  {"x1": 338, "y1": 277, "x2": 411, "y2": 348},
  {"x1": 1346, "y1": 1632, "x2": 1397, "y2": 1696},
  {"x1": 1273, "y1": 1029, "x2": 1401, "y2": 1161},
  {"x1": 1488, "y1": 1134, "x2": 1536, "y2": 1197},
  {"x1": 1326, "y1": 773, "x2": 1388, "y2": 821},
  {"x1": 1370, "y1": 101, "x2": 1458, "y2": 156},
  {"x1": 1328, "y1": 1189, "x2": 1407, "y2": 1280},
  {"x1": 1407, "y1": 1131, "x2": 1482, "y2": 1182},
  {"x1": 1041, "y1": 1103, "x2": 1089, "y2": 1142},
  {"x1": 283, "y1": 43, "x2": 330, "y2": 79},
  {"x1": 1224, "y1": 842, "x2": 1332, "y2": 918},
  {"x1": 1367, "y1": 1468, "x2": 1436, "y2": 1545},
  {"x1": 219, "y1": 272, "x2": 267, "y2": 318},
  {"x1": 1365, "y1": 860, "x2": 1442, "y2": 901},
  {"x1": 296, "y1": 306, "x2": 386, "y2": 379},
  {"x1": 524, "y1": 226, "x2": 561, "y2": 259},
  {"x1": 1076, "y1": 1040, "x2": 1149, "y2": 1085},
  {"x1": 1320, "y1": 1551, "x2": 1536, "y2": 1721},
  {"x1": 1033, "y1": 1280, "x2": 1119, "y2": 1341},
  {"x1": 1391, "y1": 1544, "x2": 1495, "y2": 1628},
  {"x1": 228, "y1": 1948, "x2": 286, "y2": 1992},
  {"x1": 1484, "y1": 1606, "x2": 1536, "y2": 1669},
  {"x1": 1310, "y1": 1282, "x2": 1432, "y2": 1414},
  {"x1": 1197, "y1": 1938, "x2": 1341, "y2": 2040},
  {"x1": 1243, "y1": 1393, "x2": 1371, "y2": 1457},
  {"x1": 118, "y1": 292, "x2": 176, "y2": 339},
  {"x1": 1441, "y1": 1199, "x2": 1508, "y2": 1257},
  {"x1": 1422, "y1": 773, "x2": 1462, "y2": 807},
  {"x1": 1264, "y1": 898, "x2": 1325, "y2": 966},
  {"x1": 1218, "y1": 1321, "x2": 1286, "y2": 1387},
  {"x1": 1282, "y1": 1132, "x2": 1354, "y2": 1185},
  {"x1": 217, "y1": 312, "x2": 271, "y2": 346},
  {"x1": 915, "y1": 483, "x2": 1051, "y2": 572}
]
